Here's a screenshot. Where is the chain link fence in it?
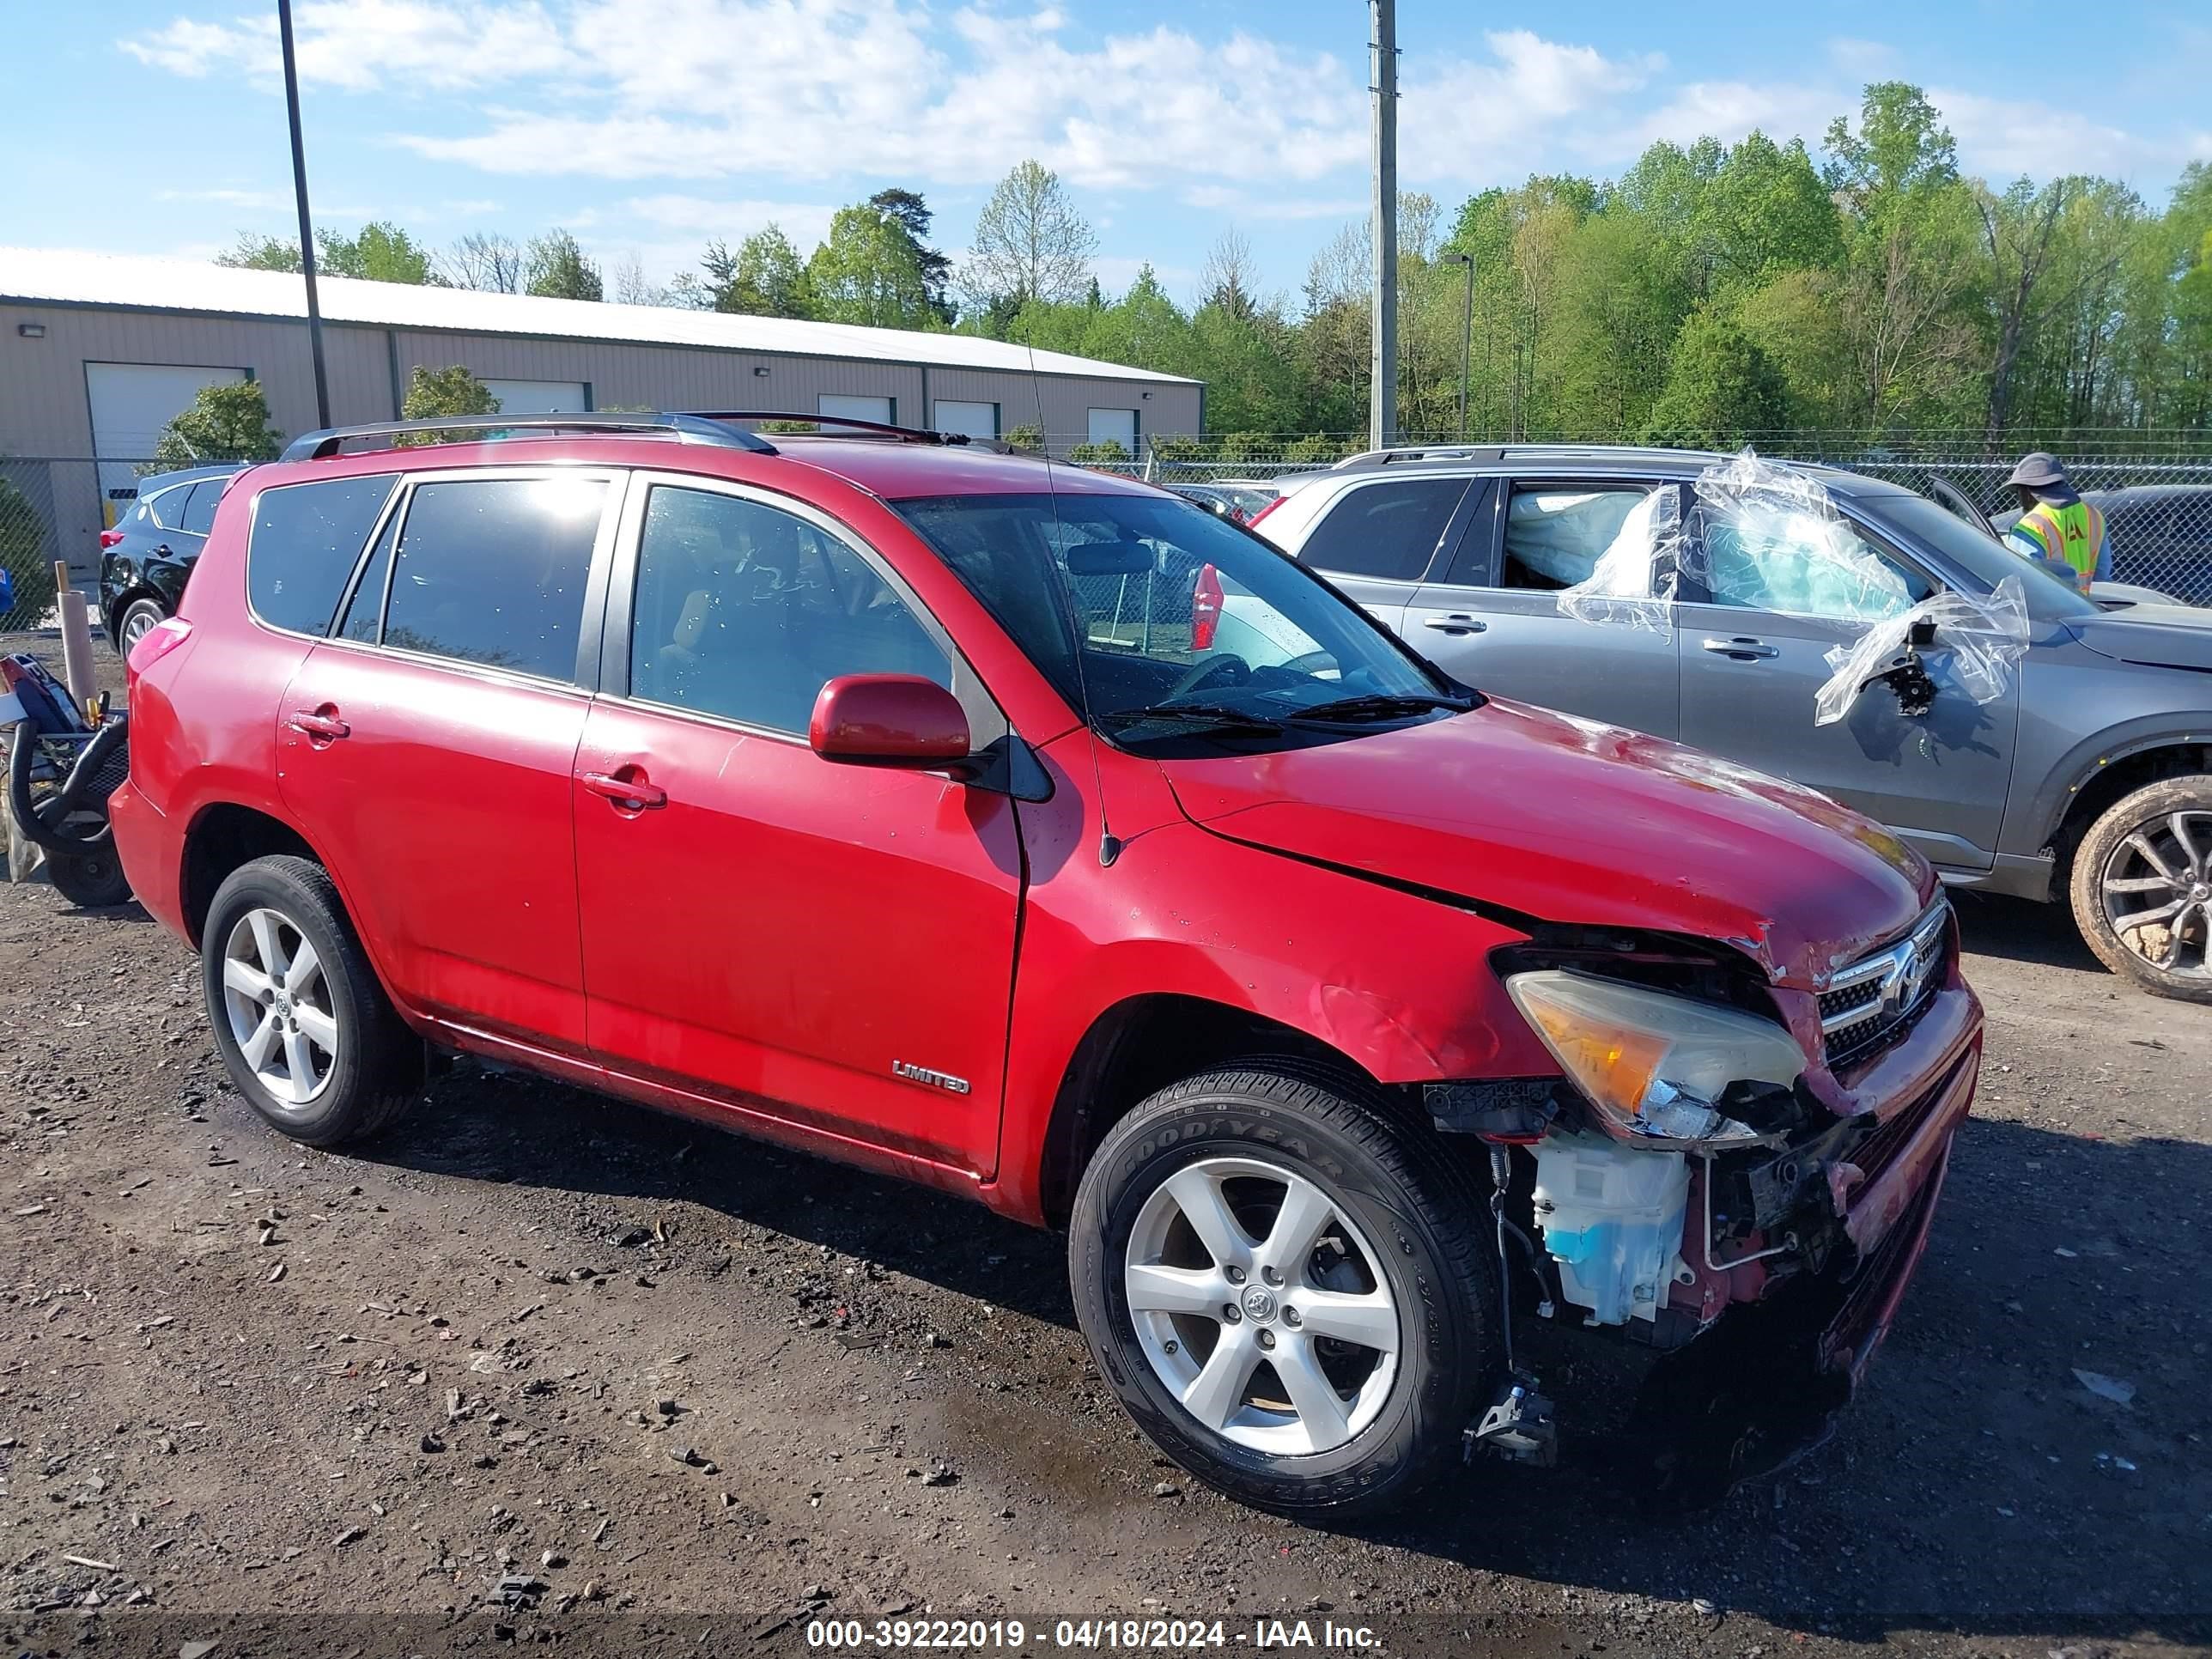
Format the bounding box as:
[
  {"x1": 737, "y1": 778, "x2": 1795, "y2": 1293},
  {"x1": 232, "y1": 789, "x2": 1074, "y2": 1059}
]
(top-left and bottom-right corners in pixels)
[
  {"x1": 9, "y1": 435, "x2": 2209, "y2": 630},
  {"x1": 0, "y1": 459, "x2": 74, "y2": 631},
  {"x1": 0, "y1": 453, "x2": 253, "y2": 631},
  {"x1": 1089, "y1": 434, "x2": 2212, "y2": 607}
]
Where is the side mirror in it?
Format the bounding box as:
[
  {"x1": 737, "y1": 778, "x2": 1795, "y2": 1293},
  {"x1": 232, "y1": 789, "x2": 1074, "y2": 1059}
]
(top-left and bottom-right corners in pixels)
[{"x1": 809, "y1": 674, "x2": 974, "y2": 773}]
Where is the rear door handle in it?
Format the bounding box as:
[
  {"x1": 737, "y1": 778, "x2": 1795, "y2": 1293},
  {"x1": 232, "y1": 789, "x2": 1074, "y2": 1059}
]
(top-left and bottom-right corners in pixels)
[
  {"x1": 1421, "y1": 613, "x2": 1487, "y2": 635},
  {"x1": 288, "y1": 708, "x2": 349, "y2": 740},
  {"x1": 1700, "y1": 636, "x2": 1779, "y2": 660},
  {"x1": 580, "y1": 769, "x2": 667, "y2": 811}
]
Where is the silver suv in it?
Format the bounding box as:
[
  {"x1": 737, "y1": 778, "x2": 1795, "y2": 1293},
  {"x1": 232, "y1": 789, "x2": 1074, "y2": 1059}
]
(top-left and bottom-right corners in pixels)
[{"x1": 1257, "y1": 445, "x2": 2212, "y2": 1001}]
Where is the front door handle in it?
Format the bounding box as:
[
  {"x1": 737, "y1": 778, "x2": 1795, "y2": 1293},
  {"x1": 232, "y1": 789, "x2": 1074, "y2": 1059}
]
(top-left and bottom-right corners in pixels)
[
  {"x1": 1421, "y1": 613, "x2": 1487, "y2": 635},
  {"x1": 288, "y1": 707, "x2": 350, "y2": 741},
  {"x1": 1700, "y1": 636, "x2": 1779, "y2": 660},
  {"x1": 580, "y1": 768, "x2": 667, "y2": 811}
]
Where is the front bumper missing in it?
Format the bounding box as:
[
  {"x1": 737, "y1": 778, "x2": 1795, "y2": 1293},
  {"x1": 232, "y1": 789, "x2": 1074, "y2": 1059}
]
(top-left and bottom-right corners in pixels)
[{"x1": 1471, "y1": 1024, "x2": 1978, "y2": 1505}]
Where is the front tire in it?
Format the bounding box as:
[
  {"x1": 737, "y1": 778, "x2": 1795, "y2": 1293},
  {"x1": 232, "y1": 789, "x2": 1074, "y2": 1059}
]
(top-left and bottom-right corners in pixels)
[
  {"x1": 2069, "y1": 775, "x2": 2212, "y2": 1002},
  {"x1": 1069, "y1": 1064, "x2": 1500, "y2": 1517},
  {"x1": 202, "y1": 854, "x2": 419, "y2": 1145}
]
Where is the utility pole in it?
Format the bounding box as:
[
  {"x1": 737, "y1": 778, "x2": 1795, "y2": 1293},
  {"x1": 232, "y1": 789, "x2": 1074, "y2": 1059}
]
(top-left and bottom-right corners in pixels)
[
  {"x1": 1443, "y1": 252, "x2": 1474, "y2": 441},
  {"x1": 278, "y1": 0, "x2": 331, "y2": 429},
  {"x1": 1368, "y1": 0, "x2": 1397, "y2": 453}
]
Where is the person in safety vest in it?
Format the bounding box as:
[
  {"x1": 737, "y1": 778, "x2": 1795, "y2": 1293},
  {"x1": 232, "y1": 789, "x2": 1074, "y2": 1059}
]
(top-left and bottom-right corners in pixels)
[{"x1": 2004, "y1": 452, "x2": 2110, "y2": 595}]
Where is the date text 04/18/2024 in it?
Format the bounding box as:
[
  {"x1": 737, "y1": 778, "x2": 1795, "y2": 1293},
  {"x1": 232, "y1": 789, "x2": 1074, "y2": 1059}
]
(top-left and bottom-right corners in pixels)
[{"x1": 804, "y1": 1618, "x2": 1382, "y2": 1650}]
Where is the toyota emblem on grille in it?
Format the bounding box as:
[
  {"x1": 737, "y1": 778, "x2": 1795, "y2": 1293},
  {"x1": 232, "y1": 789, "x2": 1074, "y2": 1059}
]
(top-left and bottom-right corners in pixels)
[{"x1": 1879, "y1": 939, "x2": 1930, "y2": 1019}]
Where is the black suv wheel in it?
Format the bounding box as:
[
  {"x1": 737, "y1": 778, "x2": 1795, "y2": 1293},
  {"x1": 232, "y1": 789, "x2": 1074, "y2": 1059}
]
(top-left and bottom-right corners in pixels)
[{"x1": 1069, "y1": 1064, "x2": 1499, "y2": 1516}]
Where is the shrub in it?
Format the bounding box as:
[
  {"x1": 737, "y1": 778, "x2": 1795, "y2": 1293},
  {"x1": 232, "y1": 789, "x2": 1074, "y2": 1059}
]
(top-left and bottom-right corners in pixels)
[
  {"x1": 147, "y1": 382, "x2": 282, "y2": 471},
  {"x1": 398, "y1": 365, "x2": 500, "y2": 446}
]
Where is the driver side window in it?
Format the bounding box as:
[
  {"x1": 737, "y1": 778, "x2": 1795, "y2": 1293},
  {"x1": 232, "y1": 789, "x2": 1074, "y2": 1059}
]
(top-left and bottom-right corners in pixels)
[{"x1": 1700, "y1": 513, "x2": 1932, "y2": 623}]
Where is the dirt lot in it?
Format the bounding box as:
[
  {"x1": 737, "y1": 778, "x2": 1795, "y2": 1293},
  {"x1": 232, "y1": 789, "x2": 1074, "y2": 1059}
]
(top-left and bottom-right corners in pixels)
[{"x1": 2, "y1": 639, "x2": 2209, "y2": 1657}]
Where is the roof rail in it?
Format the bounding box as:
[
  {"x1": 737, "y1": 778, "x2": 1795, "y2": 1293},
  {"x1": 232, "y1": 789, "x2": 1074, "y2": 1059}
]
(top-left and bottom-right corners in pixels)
[
  {"x1": 279, "y1": 411, "x2": 779, "y2": 462},
  {"x1": 1330, "y1": 441, "x2": 1728, "y2": 471},
  {"x1": 1328, "y1": 444, "x2": 1501, "y2": 469},
  {"x1": 678, "y1": 410, "x2": 972, "y2": 446}
]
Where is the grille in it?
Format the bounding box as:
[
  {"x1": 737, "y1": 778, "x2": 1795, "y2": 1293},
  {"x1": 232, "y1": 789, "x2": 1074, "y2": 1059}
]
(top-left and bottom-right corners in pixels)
[{"x1": 1819, "y1": 903, "x2": 1950, "y2": 1072}]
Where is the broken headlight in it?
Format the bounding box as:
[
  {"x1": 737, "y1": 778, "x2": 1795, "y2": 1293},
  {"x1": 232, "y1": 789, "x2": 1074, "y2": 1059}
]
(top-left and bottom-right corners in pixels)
[{"x1": 1504, "y1": 970, "x2": 1805, "y2": 1149}]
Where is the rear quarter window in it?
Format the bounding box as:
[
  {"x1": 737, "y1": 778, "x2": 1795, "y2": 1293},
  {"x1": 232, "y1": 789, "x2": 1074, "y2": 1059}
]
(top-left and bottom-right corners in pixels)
[
  {"x1": 1297, "y1": 477, "x2": 1468, "y2": 581},
  {"x1": 247, "y1": 475, "x2": 398, "y2": 636}
]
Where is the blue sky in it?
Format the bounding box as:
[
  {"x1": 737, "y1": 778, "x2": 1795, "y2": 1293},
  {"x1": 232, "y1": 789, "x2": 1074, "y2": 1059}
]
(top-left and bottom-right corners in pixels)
[{"x1": 4, "y1": 1, "x2": 2209, "y2": 307}]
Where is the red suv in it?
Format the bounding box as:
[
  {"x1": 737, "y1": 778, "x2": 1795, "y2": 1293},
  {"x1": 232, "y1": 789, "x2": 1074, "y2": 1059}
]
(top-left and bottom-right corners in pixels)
[{"x1": 111, "y1": 413, "x2": 1981, "y2": 1516}]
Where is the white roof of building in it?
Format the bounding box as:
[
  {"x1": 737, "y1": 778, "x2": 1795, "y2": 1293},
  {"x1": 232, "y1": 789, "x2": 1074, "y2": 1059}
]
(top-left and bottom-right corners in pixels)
[{"x1": 0, "y1": 246, "x2": 1196, "y2": 386}]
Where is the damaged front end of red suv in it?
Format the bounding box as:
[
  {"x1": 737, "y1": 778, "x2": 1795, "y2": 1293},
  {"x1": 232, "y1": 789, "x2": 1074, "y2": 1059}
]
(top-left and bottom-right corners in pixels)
[{"x1": 1435, "y1": 896, "x2": 1976, "y2": 1504}]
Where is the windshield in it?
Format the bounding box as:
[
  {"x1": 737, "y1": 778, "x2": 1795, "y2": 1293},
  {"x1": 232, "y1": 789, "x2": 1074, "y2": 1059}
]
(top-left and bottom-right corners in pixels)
[
  {"x1": 894, "y1": 490, "x2": 1460, "y2": 748},
  {"x1": 1875, "y1": 492, "x2": 2098, "y2": 621}
]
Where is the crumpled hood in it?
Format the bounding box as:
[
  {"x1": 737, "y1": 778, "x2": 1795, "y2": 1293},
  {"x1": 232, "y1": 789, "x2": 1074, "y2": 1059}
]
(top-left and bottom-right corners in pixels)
[
  {"x1": 1162, "y1": 698, "x2": 1936, "y2": 989},
  {"x1": 2068, "y1": 608, "x2": 2212, "y2": 673}
]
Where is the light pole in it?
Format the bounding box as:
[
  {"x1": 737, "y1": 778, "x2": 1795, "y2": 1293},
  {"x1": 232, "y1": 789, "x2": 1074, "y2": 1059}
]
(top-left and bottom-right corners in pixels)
[
  {"x1": 1442, "y1": 252, "x2": 1474, "y2": 441},
  {"x1": 277, "y1": 0, "x2": 330, "y2": 429},
  {"x1": 1368, "y1": 0, "x2": 1397, "y2": 452}
]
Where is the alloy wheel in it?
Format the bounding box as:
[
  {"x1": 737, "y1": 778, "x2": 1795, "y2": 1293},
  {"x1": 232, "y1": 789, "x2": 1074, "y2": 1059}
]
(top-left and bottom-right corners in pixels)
[
  {"x1": 220, "y1": 906, "x2": 340, "y2": 1107},
  {"x1": 120, "y1": 604, "x2": 161, "y2": 650},
  {"x1": 2100, "y1": 810, "x2": 2212, "y2": 980},
  {"x1": 1124, "y1": 1156, "x2": 1400, "y2": 1456}
]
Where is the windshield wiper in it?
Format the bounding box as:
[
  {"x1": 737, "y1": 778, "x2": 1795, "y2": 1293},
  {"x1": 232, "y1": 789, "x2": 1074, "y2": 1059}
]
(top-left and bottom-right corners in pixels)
[
  {"x1": 1287, "y1": 691, "x2": 1474, "y2": 724},
  {"x1": 1099, "y1": 703, "x2": 1284, "y2": 736}
]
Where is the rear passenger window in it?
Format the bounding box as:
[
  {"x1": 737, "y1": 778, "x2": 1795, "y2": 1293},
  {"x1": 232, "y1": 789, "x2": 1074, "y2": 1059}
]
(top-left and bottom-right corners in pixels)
[
  {"x1": 180, "y1": 482, "x2": 221, "y2": 537},
  {"x1": 145, "y1": 484, "x2": 191, "y2": 532},
  {"x1": 1503, "y1": 484, "x2": 1659, "y2": 591},
  {"x1": 380, "y1": 477, "x2": 607, "y2": 682},
  {"x1": 248, "y1": 476, "x2": 398, "y2": 636},
  {"x1": 1297, "y1": 478, "x2": 1466, "y2": 581},
  {"x1": 628, "y1": 485, "x2": 949, "y2": 736}
]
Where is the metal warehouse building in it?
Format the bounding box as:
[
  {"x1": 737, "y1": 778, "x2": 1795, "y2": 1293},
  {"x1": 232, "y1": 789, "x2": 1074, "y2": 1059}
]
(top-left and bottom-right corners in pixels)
[{"x1": 0, "y1": 246, "x2": 1202, "y2": 584}]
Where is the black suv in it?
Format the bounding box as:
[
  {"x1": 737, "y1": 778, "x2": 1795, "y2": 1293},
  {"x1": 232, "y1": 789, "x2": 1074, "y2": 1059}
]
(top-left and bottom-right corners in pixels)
[{"x1": 97, "y1": 464, "x2": 244, "y2": 650}]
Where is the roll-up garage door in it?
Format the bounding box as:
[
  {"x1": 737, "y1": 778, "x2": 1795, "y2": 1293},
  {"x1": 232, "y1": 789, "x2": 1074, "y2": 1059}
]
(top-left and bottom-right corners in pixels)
[{"x1": 86, "y1": 362, "x2": 249, "y2": 526}]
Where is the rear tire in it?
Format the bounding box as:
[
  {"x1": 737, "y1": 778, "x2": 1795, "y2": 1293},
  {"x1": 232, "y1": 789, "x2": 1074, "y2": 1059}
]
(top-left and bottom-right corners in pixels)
[
  {"x1": 202, "y1": 854, "x2": 420, "y2": 1145},
  {"x1": 2069, "y1": 775, "x2": 2212, "y2": 1003},
  {"x1": 1069, "y1": 1063, "x2": 1500, "y2": 1517},
  {"x1": 117, "y1": 597, "x2": 167, "y2": 655},
  {"x1": 46, "y1": 846, "x2": 132, "y2": 908}
]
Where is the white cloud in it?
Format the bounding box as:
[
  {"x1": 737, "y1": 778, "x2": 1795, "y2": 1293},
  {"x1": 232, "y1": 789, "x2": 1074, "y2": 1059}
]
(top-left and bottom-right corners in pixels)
[
  {"x1": 1399, "y1": 29, "x2": 1665, "y2": 181},
  {"x1": 620, "y1": 195, "x2": 839, "y2": 248},
  {"x1": 118, "y1": 2, "x2": 2207, "y2": 206},
  {"x1": 1613, "y1": 78, "x2": 1843, "y2": 157},
  {"x1": 125, "y1": 0, "x2": 1363, "y2": 188},
  {"x1": 1826, "y1": 37, "x2": 1899, "y2": 77},
  {"x1": 123, "y1": 0, "x2": 574, "y2": 90},
  {"x1": 1931, "y1": 87, "x2": 2200, "y2": 183}
]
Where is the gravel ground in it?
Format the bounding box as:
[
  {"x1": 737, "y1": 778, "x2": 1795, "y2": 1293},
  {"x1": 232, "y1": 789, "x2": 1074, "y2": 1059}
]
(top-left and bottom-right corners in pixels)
[{"x1": 2, "y1": 635, "x2": 2208, "y2": 1657}]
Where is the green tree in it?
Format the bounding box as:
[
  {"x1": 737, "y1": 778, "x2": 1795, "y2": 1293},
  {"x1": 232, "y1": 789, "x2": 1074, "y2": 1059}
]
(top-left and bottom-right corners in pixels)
[
  {"x1": 149, "y1": 381, "x2": 282, "y2": 469},
  {"x1": 1823, "y1": 82, "x2": 1960, "y2": 213},
  {"x1": 1066, "y1": 439, "x2": 1130, "y2": 465},
  {"x1": 524, "y1": 230, "x2": 603, "y2": 301},
  {"x1": 868, "y1": 189, "x2": 956, "y2": 324},
  {"x1": 805, "y1": 204, "x2": 934, "y2": 328},
  {"x1": 398, "y1": 364, "x2": 499, "y2": 445},
  {"x1": 1641, "y1": 307, "x2": 1794, "y2": 446},
  {"x1": 702, "y1": 226, "x2": 813, "y2": 319},
  {"x1": 1002, "y1": 422, "x2": 1045, "y2": 453},
  {"x1": 218, "y1": 222, "x2": 439, "y2": 283},
  {"x1": 964, "y1": 160, "x2": 1098, "y2": 310},
  {"x1": 216, "y1": 232, "x2": 302, "y2": 271},
  {"x1": 319, "y1": 222, "x2": 437, "y2": 283}
]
